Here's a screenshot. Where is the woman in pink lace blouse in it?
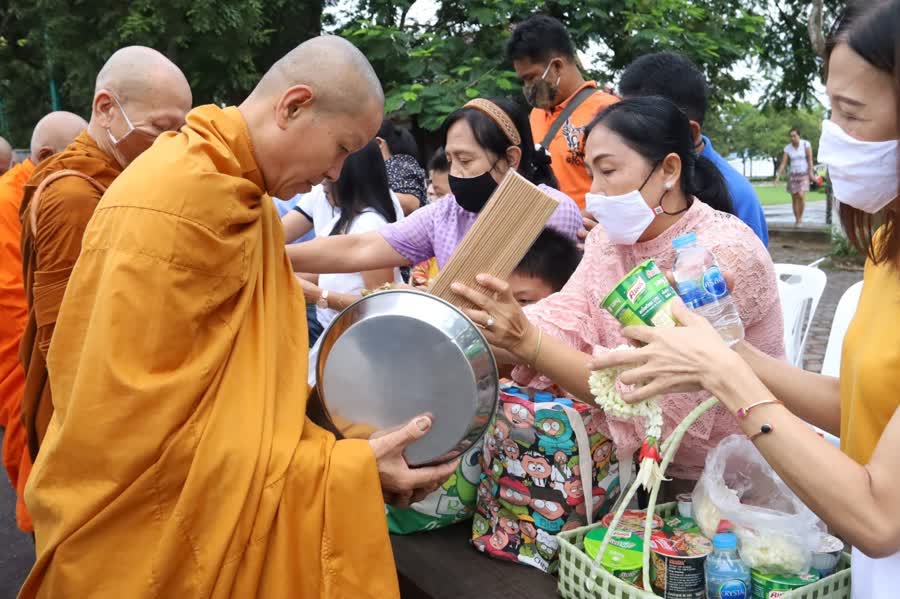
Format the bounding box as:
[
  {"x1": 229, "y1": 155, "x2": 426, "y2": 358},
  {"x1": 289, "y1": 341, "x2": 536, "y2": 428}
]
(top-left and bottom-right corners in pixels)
[{"x1": 453, "y1": 97, "x2": 784, "y2": 482}]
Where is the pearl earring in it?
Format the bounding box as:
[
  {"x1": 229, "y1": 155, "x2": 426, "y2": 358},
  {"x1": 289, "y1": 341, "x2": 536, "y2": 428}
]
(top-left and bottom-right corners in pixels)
[{"x1": 664, "y1": 181, "x2": 673, "y2": 190}]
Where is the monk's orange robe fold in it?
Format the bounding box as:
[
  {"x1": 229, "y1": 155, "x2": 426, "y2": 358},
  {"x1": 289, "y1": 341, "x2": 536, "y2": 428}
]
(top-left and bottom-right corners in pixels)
[
  {"x1": 18, "y1": 132, "x2": 121, "y2": 463},
  {"x1": 21, "y1": 105, "x2": 399, "y2": 598},
  {"x1": 0, "y1": 158, "x2": 34, "y2": 532},
  {"x1": 0, "y1": 158, "x2": 33, "y2": 428}
]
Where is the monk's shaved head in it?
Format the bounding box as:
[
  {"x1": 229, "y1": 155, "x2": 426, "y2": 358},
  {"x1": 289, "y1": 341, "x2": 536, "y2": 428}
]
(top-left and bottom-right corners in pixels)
[
  {"x1": 0, "y1": 137, "x2": 11, "y2": 174},
  {"x1": 240, "y1": 36, "x2": 385, "y2": 199},
  {"x1": 89, "y1": 45, "x2": 192, "y2": 167},
  {"x1": 251, "y1": 35, "x2": 383, "y2": 113},
  {"x1": 30, "y1": 111, "x2": 88, "y2": 164},
  {"x1": 95, "y1": 46, "x2": 192, "y2": 111}
]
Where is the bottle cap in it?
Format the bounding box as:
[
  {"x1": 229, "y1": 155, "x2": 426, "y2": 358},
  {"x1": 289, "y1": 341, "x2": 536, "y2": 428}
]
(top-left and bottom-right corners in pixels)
[
  {"x1": 672, "y1": 232, "x2": 697, "y2": 249},
  {"x1": 713, "y1": 532, "x2": 738, "y2": 550}
]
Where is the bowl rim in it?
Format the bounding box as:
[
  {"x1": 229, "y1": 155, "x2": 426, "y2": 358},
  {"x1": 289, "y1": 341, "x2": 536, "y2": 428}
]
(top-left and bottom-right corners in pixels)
[{"x1": 314, "y1": 288, "x2": 500, "y2": 462}]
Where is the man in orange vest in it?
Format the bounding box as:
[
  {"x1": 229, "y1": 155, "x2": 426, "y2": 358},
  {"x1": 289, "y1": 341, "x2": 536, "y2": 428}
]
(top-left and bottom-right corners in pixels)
[{"x1": 507, "y1": 14, "x2": 618, "y2": 211}]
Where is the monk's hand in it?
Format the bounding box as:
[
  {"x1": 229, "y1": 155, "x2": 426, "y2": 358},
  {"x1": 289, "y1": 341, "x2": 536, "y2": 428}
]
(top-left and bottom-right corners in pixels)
[
  {"x1": 451, "y1": 274, "x2": 537, "y2": 364},
  {"x1": 586, "y1": 299, "x2": 735, "y2": 402},
  {"x1": 369, "y1": 415, "x2": 459, "y2": 508}
]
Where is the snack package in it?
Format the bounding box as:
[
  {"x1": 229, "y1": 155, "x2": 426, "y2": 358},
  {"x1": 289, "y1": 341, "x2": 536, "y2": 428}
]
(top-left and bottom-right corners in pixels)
[
  {"x1": 387, "y1": 442, "x2": 484, "y2": 534},
  {"x1": 471, "y1": 384, "x2": 621, "y2": 572},
  {"x1": 693, "y1": 435, "x2": 823, "y2": 575}
]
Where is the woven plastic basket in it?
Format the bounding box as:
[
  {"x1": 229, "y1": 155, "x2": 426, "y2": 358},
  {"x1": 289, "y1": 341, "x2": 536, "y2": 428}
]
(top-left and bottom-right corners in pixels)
[{"x1": 557, "y1": 502, "x2": 852, "y2": 599}]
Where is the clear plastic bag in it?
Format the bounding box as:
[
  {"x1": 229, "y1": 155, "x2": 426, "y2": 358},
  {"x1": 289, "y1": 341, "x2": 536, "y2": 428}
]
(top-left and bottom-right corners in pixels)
[{"x1": 693, "y1": 434, "x2": 823, "y2": 574}]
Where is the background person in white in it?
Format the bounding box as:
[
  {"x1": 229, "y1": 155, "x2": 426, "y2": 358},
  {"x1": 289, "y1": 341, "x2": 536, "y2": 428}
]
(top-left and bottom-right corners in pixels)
[
  {"x1": 281, "y1": 140, "x2": 404, "y2": 334},
  {"x1": 775, "y1": 127, "x2": 815, "y2": 225}
]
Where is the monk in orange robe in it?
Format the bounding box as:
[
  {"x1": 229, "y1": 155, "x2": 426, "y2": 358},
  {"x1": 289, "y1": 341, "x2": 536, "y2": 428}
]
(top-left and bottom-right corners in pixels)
[
  {"x1": 21, "y1": 36, "x2": 455, "y2": 598},
  {"x1": 18, "y1": 47, "x2": 191, "y2": 479},
  {"x1": 0, "y1": 162, "x2": 34, "y2": 431},
  {"x1": 0, "y1": 111, "x2": 87, "y2": 532},
  {"x1": 0, "y1": 136, "x2": 12, "y2": 176}
]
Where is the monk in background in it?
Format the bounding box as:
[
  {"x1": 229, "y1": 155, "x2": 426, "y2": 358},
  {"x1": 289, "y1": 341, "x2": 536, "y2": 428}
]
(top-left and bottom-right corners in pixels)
[
  {"x1": 18, "y1": 46, "x2": 191, "y2": 475},
  {"x1": 0, "y1": 111, "x2": 86, "y2": 533},
  {"x1": 21, "y1": 36, "x2": 455, "y2": 599},
  {"x1": 0, "y1": 137, "x2": 12, "y2": 175}
]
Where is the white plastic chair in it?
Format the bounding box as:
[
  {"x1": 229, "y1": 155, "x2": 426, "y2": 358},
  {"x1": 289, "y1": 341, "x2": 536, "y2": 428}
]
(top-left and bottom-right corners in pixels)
[
  {"x1": 812, "y1": 282, "x2": 863, "y2": 449},
  {"x1": 821, "y1": 281, "x2": 864, "y2": 377},
  {"x1": 775, "y1": 264, "x2": 828, "y2": 368}
]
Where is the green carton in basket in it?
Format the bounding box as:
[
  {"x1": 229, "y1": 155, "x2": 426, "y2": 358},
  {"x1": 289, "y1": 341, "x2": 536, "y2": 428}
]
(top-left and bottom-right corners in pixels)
[
  {"x1": 601, "y1": 259, "x2": 678, "y2": 328},
  {"x1": 583, "y1": 527, "x2": 645, "y2": 588}
]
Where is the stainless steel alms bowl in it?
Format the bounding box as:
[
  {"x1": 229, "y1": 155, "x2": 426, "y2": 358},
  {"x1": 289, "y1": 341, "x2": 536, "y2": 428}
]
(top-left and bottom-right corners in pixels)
[{"x1": 316, "y1": 289, "x2": 499, "y2": 467}]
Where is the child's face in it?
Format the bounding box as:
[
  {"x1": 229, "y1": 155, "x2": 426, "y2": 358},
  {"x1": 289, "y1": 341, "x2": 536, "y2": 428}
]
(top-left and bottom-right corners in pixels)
[
  {"x1": 427, "y1": 168, "x2": 451, "y2": 200},
  {"x1": 507, "y1": 272, "x2": 555, "y2": 306}
]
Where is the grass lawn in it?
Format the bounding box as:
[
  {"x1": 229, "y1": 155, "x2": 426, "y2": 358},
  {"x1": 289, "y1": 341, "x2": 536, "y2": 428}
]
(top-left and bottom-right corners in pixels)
[{"x1": 752, "y1": 183, "x2": 826, "y2": 206}]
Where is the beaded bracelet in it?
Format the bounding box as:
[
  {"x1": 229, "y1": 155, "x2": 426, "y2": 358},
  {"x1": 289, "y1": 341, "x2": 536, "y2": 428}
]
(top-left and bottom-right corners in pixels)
[{"x1": 749, "y1": 423, "x2": 774, "y2": 441}]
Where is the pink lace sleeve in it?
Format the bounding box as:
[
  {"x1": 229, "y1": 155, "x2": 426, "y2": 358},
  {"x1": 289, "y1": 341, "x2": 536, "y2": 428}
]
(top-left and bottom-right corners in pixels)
[{"x1": 697, "y1": 218, "x2": 786, "y2": 360}]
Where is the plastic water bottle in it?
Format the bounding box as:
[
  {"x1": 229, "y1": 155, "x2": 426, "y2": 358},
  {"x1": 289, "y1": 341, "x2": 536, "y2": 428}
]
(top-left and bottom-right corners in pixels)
[
  {"x1": 672, "y1": 233, "x2": 744, "y2": 346},
  {"x1": 706, "y1": 533, "x2": 751, "y2": 599}
]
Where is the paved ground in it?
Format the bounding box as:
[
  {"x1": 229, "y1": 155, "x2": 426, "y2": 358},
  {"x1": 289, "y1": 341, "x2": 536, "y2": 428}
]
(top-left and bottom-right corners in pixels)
[
  {"x1": 765, "y1": 199, "x2": 828, "y2": 230},
  {"x1": 0, "y1": 429, "x2": 34, "y2": 599}
]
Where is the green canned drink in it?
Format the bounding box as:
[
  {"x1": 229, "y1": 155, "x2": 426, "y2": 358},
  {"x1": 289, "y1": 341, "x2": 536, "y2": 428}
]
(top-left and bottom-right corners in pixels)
[
  {"x1": 601, "y1": 259, "x2": 678, "y2": 328},
  {"x1": 751, "y1": 570, "x2": 820, "y2": 598}
]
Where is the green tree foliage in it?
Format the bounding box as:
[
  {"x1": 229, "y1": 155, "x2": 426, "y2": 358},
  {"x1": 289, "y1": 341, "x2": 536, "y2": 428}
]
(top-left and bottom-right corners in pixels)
[
  {"x1": 344, "y1": 0, "x2": 767, "y2": 132},
  {"x1": 0, "y1": 0, "x2": 329, "y2": 144},
  {"x1": 756, "y1": 0, "x2": 842, "y2": 109},
  {"x1": 705, "y1": 100, "x2": 825, "y2": 167},
  {"x1": 0, "y1": 0, "x2": 830, "y2": 147}
]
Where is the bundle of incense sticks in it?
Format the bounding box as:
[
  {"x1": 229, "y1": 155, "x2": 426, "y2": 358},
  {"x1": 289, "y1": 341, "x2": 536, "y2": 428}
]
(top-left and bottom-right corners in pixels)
[{"x1": 430, "y1": 170, "x2": 558, "y2": 311}]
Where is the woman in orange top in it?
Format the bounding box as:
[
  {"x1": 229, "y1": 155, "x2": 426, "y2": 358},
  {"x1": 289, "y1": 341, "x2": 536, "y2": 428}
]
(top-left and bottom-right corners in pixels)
[{"x1": 591, "y1": 4, "x2": 900, "y2": 597}]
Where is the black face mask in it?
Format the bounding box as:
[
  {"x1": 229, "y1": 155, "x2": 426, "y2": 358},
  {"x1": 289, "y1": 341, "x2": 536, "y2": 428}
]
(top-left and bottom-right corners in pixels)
[{"x1": 449, "y1": 170, "x2": 499, "y2": 213}]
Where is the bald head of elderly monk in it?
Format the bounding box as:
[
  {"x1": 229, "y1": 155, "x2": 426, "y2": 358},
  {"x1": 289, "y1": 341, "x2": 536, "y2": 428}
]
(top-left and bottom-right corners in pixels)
[
  {"x1": 86, "y1": 45, "x2": 192, "y2": 168},
  {"x1": 239, "y1": 35, "x2": 384, "y2": 199},
  {"x1": 16, "y1": 47, "x2": 191, "y2": 480},
  {"x1": 0, "y1": 137, "x2": 12, "y2": 175},
  {"x1": 29, "y1": 112, "x2": 88, "y2": 165},
  {"x1": 19, "y1": 36, "x2": 451, "y2": 599}
]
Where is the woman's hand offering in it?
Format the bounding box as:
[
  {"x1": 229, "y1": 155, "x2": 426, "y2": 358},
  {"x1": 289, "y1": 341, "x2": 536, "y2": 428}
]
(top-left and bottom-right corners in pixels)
[
  {"x1": 451, "y1": 274, "x2": 539, "y2": 363},
  {"x1": 578, "y1": 215, "x2": 597, "y2": 250},
  {"x1": 369, "y1": 415, "x2": 459, "y2": 508},
  {"x1": 587, "y1": 299, "x2": 738, "y2": 403}
]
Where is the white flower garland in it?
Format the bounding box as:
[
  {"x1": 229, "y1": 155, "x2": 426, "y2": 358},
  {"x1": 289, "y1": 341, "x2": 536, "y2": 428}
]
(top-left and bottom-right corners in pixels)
[{"x1": 588, "y1": 345, "x2": 664, "y2": 441}]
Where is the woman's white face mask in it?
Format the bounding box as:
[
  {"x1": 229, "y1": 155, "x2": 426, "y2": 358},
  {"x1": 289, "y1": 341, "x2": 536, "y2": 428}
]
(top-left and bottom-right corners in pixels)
[
  {"x1": 818, "y1": 119, "x2": 898, "y2": 214},
  {"x1": 585, "y1": 166, "x2": 664, "y2": 245}
]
